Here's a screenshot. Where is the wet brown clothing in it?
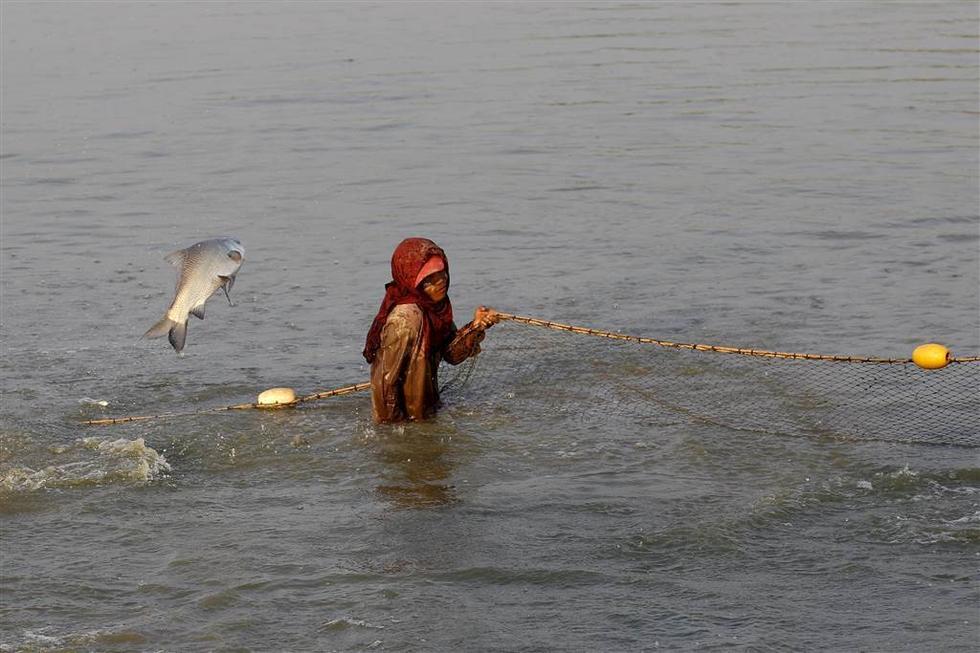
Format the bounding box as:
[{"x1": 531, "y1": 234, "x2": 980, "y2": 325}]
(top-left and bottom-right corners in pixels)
[
  {"x1": 370, "y1": 304, "x2": 485, "y2": 423},
  {"x1": 363, "y1": 238, "x2": 454, "y2": 365}
]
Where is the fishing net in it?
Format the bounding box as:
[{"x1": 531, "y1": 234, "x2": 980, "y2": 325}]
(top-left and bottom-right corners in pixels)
[
  {"x1": 445, "y1": 318, "x2": 980, "y2": 448},
  {"x1": 83, "y1": 314, "x2": 978, "y2": 448}
]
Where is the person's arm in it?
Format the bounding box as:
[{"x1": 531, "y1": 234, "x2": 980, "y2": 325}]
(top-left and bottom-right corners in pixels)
[
  {"x1": 442, "y1": 306, "x2": 500, "y2": 365},
  {"x1": 371, "y1": 307, "x2": 420, "y2": 422}
]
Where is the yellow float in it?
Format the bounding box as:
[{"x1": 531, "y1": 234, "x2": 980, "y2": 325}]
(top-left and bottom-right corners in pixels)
[{"x1": 912, "y1": 343, "x2": 950, "y2": 370}]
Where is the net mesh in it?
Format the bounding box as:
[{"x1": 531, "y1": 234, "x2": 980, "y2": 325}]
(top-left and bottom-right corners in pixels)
[{"x1": 445, "y1": 320, "x2": 980, "y2": 448}]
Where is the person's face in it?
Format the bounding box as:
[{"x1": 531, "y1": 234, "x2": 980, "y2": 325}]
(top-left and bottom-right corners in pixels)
[{"x1": 420, "y1": 270, "x2": 448, "y2": 302}]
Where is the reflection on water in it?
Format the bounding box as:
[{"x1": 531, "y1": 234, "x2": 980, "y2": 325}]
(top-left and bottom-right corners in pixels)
[{"x1": 367, "y1": 423, "x2": 462, "y2": 509}]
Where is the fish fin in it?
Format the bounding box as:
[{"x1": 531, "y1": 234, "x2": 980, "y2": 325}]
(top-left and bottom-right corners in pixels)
[
  {"x1": 168, "y1": 320, "x2": 188, "y2": 352},
  {"x1": 163, "y1": 249, "x2": 186, "y2": 267},
  {"x1": 190, "y1": 304, "x2": 205, "y2": 320},
  {"x1": 144, "y1": 316, "x2": 177, "y2": 339},
  {"x1": 219, "y1": 275, "x2": 235, "y2": 305}
]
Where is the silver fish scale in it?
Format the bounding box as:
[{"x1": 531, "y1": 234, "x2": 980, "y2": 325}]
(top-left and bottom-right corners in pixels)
[{"x1": 166, "y1": 239, "x2": 243, "y2": 322}]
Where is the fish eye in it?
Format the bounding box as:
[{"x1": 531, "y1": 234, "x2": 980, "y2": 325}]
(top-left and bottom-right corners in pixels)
[{"x1": 228, "y1": 251, "x2": 242, "y2": 262}]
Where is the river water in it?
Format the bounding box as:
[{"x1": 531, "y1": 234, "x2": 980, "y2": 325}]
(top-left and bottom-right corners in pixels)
[{"x1": 1, "y1": 2, "x2": 978, "y2": 651}]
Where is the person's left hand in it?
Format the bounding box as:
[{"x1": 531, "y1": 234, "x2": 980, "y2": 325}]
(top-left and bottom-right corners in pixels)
[{"x1": 473, "y1": 305, "x2": 501, "y2": 330}]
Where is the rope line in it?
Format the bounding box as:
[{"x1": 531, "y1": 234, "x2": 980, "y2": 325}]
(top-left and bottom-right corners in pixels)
[
  {"x1": 496, "y1": 313, "x2": 979, "y2": 364},
  {"x1": 83, "y1": 313, "x2": 977, "y2": 427},
  {"x1": 297, "y1": 382, "x2": 372, "y2": 403},
  {"x1": 83, "y1": 382, "x2": 370, "y2": 426}
]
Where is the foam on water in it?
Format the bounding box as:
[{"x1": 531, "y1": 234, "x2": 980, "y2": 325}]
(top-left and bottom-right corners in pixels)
[
  {"x1": 320, "y1": 617, "x2": 386, "y2": 632},
  {"x1": 0, "y1": 627, "x2": 147, "y2": 653},
  {"x1": 0, "y1": 436, "x2": 170, "y2": 494}
]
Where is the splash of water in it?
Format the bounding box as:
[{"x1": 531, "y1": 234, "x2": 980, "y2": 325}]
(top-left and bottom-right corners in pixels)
[{"x1": 0, "y1": 436, "x2": 170, "y2": 493}]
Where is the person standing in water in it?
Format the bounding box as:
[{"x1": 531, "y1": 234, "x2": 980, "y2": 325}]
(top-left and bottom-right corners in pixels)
[{"x1": 363, "y1": 237, "x2": 499, "y2": 423}]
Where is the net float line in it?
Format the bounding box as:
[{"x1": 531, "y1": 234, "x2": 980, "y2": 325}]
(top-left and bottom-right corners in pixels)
[
  {"x1": 83, "y1": 381, "x2": 371, "y2": 426},
  {"x1": 82, "y1": 313, "x2": 977, "y2": 427},
  {"x1": 296, "y1": 382, "x2": 372, "y2": 403},
  {"x1": 496, "y1": 313, "x2": 980, "y2": 366}
]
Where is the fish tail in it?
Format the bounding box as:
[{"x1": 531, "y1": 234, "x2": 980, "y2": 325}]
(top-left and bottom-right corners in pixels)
[
  {"x1": 168, "y1": 320, "x2": 188, "y2": 352},
  {"x1": 144, "y1": 316, "x2": 177, "y2": 339},
  {"x1": 144, "y1": 316, "x2": 189, "y2": 352}
]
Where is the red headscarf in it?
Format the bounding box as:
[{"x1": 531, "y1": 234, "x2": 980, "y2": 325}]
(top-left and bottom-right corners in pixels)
[{"x1": 363, "y1": 237, "x2": 454, "y2": 363}]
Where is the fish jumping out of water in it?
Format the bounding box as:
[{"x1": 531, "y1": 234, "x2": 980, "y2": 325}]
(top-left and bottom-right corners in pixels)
[{"x1": 144, "y1": 237, "x2": 245, "y2": 352}]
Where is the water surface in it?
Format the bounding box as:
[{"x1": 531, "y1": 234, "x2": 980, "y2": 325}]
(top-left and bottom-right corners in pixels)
[{"x1": 1, "y1": 3, "x2": 978, "y2": 651}]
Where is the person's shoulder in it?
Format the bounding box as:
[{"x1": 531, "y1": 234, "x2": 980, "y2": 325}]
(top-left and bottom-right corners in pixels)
[{"x1": 387, "y1": 303, "x2": 423, "y2": 325}]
